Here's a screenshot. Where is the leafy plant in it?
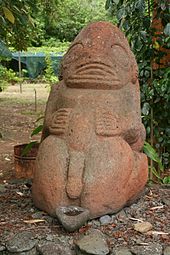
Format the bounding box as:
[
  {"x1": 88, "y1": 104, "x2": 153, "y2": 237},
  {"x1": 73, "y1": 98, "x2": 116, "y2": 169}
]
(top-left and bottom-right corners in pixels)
[
  {"x1": 163, "y1": 176, "x2": 170, "y2": 184},
  {"x1": 21, "y1": 141, "x2": 38, "y2": 157},
  {"x1": 0, "y1": 79, "x2": 8, "y2": 92},
  {"x1": 42, "y1": 0, "x2": 114, "y2": 42},
  {"x1": 0, "y1": 64, "x2": 22, "y2": 91},
  {"x1": 43, "y1": 55, "x2": 59, "y2": 85},
  {"x1": 31, "y1": 124, "x2": 43, "y2": 137},
  {"x1": 27, "y1": 42, "x2": 70, "y2": 54},
  {"x1": 22, "y1": 115, "x2": 44, "y2": 156},
  {"x1": 143, "y1": 141, "x2": 163, "y2": 182},
  {"x1": 143, "y1": 141, "x2": 164, "y2": 171},
  {"x1": 105, "y1": 0, "x2": 170, "y2": 173},
  {"x1": 0, "y1": 1, "x2": 37, "y2": 51},
  {"x1": 0, "y1": 41, "x2": 12, "y2": 59},
  {"x1": 141, "y1": 67, "x2": 170, "y2": 168},
  {"x1": 143, "y1": 141, "x2": 170, "y2": 184}
]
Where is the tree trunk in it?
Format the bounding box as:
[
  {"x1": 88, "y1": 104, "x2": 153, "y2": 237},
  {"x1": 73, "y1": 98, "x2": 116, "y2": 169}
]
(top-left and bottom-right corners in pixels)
[{"x1": 152, "y1": 0, "x2": 170, "y2": 69}]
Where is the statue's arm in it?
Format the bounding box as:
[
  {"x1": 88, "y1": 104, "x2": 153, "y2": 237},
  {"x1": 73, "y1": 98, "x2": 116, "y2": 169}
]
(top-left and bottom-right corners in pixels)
[
  {"x1": 95, "y1": 107, "x2": 146, "y2": 152},
  {"x1": 122, "y1": 82, "x2": 146, "y2": 151},
  {"x1": 41, "y1": 83, "x2": 60, "y2": 141}
]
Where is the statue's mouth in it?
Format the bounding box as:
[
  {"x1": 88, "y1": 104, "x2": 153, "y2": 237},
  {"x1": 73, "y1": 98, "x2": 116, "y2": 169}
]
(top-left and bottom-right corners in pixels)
[{"x1": 66, "y1": 62, "x2": 122, "y2": 90}]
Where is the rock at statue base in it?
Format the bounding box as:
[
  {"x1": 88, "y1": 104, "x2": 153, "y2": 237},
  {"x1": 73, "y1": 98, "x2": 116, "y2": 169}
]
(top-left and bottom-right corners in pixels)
[{"x1": 32, "y1": 21, "x2": 148, "y2": 220}]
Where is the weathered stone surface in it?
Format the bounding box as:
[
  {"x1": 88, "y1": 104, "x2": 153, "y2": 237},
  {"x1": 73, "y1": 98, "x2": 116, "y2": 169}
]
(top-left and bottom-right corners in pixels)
[
  {"x1": 0, "y1": 184, "x2": 6, "y2": 193},
  {"x1": 91, "y1": 219, "x2": 101, "y2": 228},
  {"x1": 99, "y1": 215, "x2": 112, "y2": 225},
  {"x1": 116, "y1": 210, "x2": 127, "y2": 223},
  {"x1": 37, "y1": 241, "x2": 73, "y2": 255},
  {"x1": 11, "y1": 247, "x2": 37, "y2": 255},
  {"x1": 111, "y1": 247, "x2": 132, "y2": 255},
  {"x1": 134, "y1": 222, "x2": 153, "y2": 233},
  {"x1": 130, "y1": 243, "x2": 162, "y2": 255},
  {"x1": 6, "y1": 231, "x2": 37, "y2": 253},
  {"x1": 32, "y1": 21, "x2": 148, "y2": 220},
  {"x1": 0, "y1": 244, "x2": 6, "y2": 251},
  {"x1": 162, "y1": 197, "x2": 170, "y2": 206},
  {"x1": 164, "y1": 246, "x2": 170, "y2": 255},
  {"x1": 75, "y1": 229, "x2": 109, "y2": 255},
  {"x1": 56, "y1": 205, "x2": 90, "y2": 232}
]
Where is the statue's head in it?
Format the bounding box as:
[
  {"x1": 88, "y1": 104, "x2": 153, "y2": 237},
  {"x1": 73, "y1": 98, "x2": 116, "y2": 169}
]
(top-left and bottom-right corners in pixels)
[{"x1": 59, "y1": 21, "x2": 138, "y2": 90}]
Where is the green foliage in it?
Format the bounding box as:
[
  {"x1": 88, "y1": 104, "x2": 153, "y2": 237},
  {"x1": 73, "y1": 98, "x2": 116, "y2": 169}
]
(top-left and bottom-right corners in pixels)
[
  {"x1": 0, "y1": 0, "x2": 38, "y2": 51},
  {"x1": 141, "y1": 67, "x2": 170, "y2": 168},
  {"x1": 24, "y1": 115, "x2": 44, "y2": 154},
  {"x1": 0, "y1": 41, "x2": 12, "y2": 59},
  {"x1": 0, "y1": 0, "x2": 114, "y2": 48},
  {"x1": 106, "y1": 0, "x2": 170, "y2": 171},
  {"x1": 21, "y1": 141, "x2": 38, "y2": 156},
  {"x1": 42, "y1": 0, "x2": 114, "y2": 42},
  {"x1": 163, "y1": 176, "x2": 170, "y2": 184},
  {"x1": 31, "y1": 125, "x2": 43, "y2": 137},
  {"x1": 143, "y1": 141, "x2": 163, "y2": 182},
  {"x1": 41, "y1": 40, "x2": 70, "y2": 51},
  {"x1": 0, "y1": 64, "x2": 22, "y2": 91},
  {"x1": 143, "y1": 141, "x2": 164, "y2": 171},
  {"x1": 27, "y1": 41, "x2": 70, "y2": 54},
  {"x1": 143, "y1": 142, "x2": 170, "y2": 184},
  {"x1": 0, "y1": 79, "x2": 8, "y2": 92},
  {"x1": 32, "y1": 115, "x2": 44, "y2": 138},
  {"x1": 43, "y1": 55, "x2": 58, "y2": 85}
]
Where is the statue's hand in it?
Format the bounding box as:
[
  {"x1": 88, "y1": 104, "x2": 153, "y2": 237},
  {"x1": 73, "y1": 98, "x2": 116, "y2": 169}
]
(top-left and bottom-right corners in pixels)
[
  {"x1": 123, "y1": 123, "x2": 146, "y2": 151},
  {"x1": 49, "y1": 108, "x2": 72, "y2": 135},
  {"x1": 95, "y1": 108, "x2": 122, "y2": 136},
  {"x1": 123, "y1": 127, "x2": 140, "y2": 145}
]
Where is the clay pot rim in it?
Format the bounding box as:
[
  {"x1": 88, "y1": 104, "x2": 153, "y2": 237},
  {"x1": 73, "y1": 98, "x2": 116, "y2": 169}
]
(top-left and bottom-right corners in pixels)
[{"x1": 14, "y1": 143, "x2": 39, "y2": 160}]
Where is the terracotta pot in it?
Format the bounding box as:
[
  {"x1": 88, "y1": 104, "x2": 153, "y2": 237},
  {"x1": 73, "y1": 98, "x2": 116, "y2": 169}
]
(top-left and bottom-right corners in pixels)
[{"x1": 14, "y1": 143, "x2": 39, "y2": 179}]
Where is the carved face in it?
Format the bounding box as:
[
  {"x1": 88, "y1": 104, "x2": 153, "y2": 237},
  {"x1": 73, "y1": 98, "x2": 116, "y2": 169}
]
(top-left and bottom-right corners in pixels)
[{"x1": 60, "y1": 21, "x2": 138, "y2": 90}]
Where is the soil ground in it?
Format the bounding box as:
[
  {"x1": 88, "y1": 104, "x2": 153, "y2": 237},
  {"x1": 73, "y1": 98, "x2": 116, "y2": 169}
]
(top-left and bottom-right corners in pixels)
[{"x1": 0, "y1": 83, "x2": 49, "y2": 182}]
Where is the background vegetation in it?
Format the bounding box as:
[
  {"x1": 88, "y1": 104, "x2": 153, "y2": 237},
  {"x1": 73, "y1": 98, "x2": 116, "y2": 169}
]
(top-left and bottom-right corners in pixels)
[
  {"x1": 105, "y1": 0, "x2": 170, "y2": 181},
  {"x1": 0, "y1": 0, "x2": 169, "y2": 182}
]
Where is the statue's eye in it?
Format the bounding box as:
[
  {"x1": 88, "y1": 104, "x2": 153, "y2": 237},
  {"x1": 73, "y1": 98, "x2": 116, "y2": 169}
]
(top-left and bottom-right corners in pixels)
[
  {"x1": 111, "y1": 45, "x2": 130, "y2": 69},
  {"x1": 63, "y1": 43, "x2": 83, "y2": 64}
]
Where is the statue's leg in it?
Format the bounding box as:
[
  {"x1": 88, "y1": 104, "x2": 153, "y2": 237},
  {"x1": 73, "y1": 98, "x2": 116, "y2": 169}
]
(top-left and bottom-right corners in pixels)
[
  {"x1": 81, "y1": 137, "x2": 135, "y2": 218},
  {"x1": 32, "y1": 135, "x2": 70, "y2": 216},
  {"x1": 81, "y1": 137, "x2": 148, "y2": 218},
  {"x1": 125, "y1": 151, "x2": 148, "y2": 205}
]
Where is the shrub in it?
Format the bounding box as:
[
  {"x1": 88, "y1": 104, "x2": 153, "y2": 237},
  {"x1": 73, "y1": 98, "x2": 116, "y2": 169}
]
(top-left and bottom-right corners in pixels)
[{"x1": 0, "y1": 64, "x2": 22, "y2": 91}]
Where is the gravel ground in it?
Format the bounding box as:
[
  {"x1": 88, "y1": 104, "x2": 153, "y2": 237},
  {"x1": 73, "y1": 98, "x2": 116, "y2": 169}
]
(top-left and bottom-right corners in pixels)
[{"x1": 0, "y1": 180, "x2": 169, "y2": 254}]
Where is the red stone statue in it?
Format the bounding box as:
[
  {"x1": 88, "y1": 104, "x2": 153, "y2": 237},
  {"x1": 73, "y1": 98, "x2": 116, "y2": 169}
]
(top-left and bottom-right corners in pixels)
[{"x1": 32, "y1": 21, "x2": 148, "y2": 219}]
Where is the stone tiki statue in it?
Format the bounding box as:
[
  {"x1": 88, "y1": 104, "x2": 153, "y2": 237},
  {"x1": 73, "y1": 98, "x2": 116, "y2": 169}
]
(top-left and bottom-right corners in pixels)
[{"x1": 32, "y1": 21, "x2": 148, "y2": 219}]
